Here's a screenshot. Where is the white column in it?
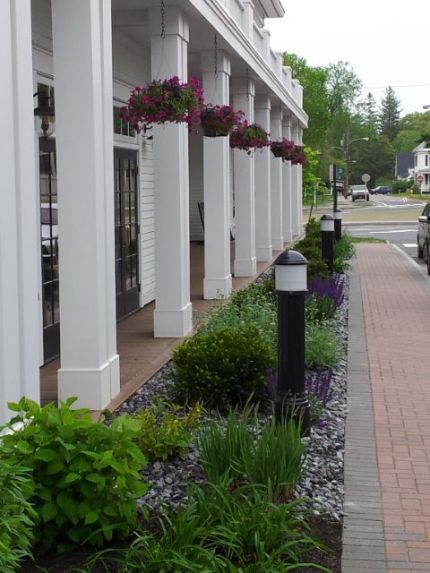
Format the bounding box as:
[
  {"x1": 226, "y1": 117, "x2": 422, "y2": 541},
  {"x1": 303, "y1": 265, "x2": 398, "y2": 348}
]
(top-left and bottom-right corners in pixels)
[
  {"x1": 52, "y1": 0, "x2": 120, "y2": 409},
  {"x1": 254, "y1": 94, "x2": 272, "y2": 261},
  {"x1": 232, "y1": 78, "x2": 257, "y2": 277},
  {"x1": 297, "y1": 125, "x2": 304, "y2": 234},
  {"x1": 290, "y1": 119, "x2": 301, "y2": 237},
  {"x1": 270, "y1": 107, "x2": 284, "y2": 251},
  {"x1": 0, "y1": 0, "x2": 40, "y2": 422},
  {"x1": 201, "y1": 51, "x2": 232, "y2": 300},
  {"x1": 150, "y1": 7, "x2": 192, "y2": 336},
  {"x1": 282, "y1": 115, "x2": 293, "y2": 243}
]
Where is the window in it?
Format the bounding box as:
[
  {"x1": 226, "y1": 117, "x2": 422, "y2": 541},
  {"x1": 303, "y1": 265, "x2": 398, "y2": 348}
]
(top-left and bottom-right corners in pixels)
[
  {"x1": 113, "y1": 105, "x2": 135, "y2": 138},
  {"x1": 426, "y1": 155, "x2": 429, "y2": 167}
]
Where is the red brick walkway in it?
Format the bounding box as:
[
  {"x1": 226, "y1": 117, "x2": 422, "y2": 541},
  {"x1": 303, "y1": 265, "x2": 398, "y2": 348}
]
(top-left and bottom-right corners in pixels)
[{"x1": 358, "y1": 243, "x2": 430, "y2": 572}]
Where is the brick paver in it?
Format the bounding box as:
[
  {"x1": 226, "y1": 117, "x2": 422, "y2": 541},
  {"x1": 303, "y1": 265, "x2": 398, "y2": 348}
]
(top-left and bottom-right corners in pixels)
[{"x1": 344, "y1": 243, "x2": 430, "y2": 572}]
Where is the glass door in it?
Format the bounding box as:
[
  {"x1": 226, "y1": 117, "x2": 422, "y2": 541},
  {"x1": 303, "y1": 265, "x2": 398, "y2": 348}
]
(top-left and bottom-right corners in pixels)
[
  {"x1": 39, "y1": 138, "x2": 60, "y2": 362},
  {"x1": 114, "y1": 149, "x2": 140, "y2": 319}
]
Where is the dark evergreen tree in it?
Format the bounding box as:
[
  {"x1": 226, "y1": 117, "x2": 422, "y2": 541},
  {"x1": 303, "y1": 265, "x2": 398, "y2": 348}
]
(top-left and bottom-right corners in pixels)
[
  {"x1": 379, "y1": 86, "x2": 402, "y2": 141},
  {"x1": 363, "y1": 92, "x2": 378, "y2": 132}
]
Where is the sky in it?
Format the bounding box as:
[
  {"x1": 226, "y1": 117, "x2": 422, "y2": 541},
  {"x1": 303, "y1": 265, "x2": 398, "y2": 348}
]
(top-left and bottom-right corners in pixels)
[{"x1": 265, "y1": 0, "x2": 430, "y2": 117}]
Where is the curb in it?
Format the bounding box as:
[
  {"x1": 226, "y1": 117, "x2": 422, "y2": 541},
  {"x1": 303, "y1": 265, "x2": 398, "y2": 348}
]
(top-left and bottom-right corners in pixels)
[{"x1": 341, "y1": 262, "x2": 387, "y2": 573}]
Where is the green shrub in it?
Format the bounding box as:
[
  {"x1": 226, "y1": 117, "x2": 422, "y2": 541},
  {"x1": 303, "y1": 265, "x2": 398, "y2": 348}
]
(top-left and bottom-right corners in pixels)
[
  {"x1": 0, "y1": 460, "x2": 35, "y2": 573},
  {"x1": 307, "y1": 258, "x2": 329, "y2": 282},
  {"x1": 198, "y1": 407, "x2": 305, "y2": 502},
  {"x1": 306, "y1": 322, "x2": 340, "y2": 369},
  {"x1": 305, "y1": 217, "x2": 321, "y2": 238},
  {"x1": 0, "y1": 397, "x2": 148, "y2": 552},
  {"x1": 199, "y1": 283, "x2": 277, "y2": 350},
  {"x1": 171, "y1": 324, "x2": 276, "y2": 409},
  {"x1": 134, "y1": 399, "x2": 203, "y2": 462}
]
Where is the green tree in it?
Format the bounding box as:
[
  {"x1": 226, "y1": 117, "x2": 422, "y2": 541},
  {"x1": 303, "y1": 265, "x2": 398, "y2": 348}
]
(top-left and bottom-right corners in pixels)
[
  {"x1": 362, "y1": 92, "x2": 378, "y2": 134},
  {"x1": 350, "y1": 135, "x2": 395, "y2": 188},
  {"x1": 379, "y1": 86, "x2": 402, "y2": 141},
  {"x1": 393, "y1": 111, "x2": 430, "y2": 151},
  {"x1": 282, "y1": 53, "x2": 330, "y2": 150},
  {"x1": 325, "y1": 61, "x2": 362, "y2": 118}
]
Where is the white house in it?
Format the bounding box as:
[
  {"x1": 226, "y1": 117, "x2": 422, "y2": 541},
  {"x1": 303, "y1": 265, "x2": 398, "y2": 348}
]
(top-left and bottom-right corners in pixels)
[
  {"x1": 413, "y1": 142, "x2": 430, "y2": 194},
  {"x1": 1, "y1": 0, "x2": 307, "y2": 423}
]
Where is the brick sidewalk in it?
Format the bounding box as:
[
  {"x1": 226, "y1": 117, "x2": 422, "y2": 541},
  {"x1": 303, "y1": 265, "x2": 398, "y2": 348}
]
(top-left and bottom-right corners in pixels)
[{"x1": 344, "y1": 243, "x2": 430, "y2": 573}]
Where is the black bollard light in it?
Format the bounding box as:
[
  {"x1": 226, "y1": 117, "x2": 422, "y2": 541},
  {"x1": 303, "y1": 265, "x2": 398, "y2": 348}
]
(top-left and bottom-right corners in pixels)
[
  {"x1": 274, "y1": 250, "x2": 310, "y2": 435},
  {"x1": 334, "y1": 209, "x2": 342, "y2": 242},
  {"x1": 320, "y1": 214, "x2": 334, "y2": 273}
]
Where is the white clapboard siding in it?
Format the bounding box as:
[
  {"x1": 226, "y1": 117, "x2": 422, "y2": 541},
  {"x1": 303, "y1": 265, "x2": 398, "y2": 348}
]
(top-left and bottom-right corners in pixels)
[{"x1": 139, "y1": 135, "x2": 156, "y2": 306}]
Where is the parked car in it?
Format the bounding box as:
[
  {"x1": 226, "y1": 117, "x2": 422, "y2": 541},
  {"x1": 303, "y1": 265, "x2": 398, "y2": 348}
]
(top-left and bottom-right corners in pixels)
[
  {"x1": 417, "y1": 202, "x2": 430, "y2": 274},
  {"x1": 349, "y1": 184, "x2": 369, "y2": 202},
  {"x1": 370, "y1": 185, "x2": 391, "y2": 195}
]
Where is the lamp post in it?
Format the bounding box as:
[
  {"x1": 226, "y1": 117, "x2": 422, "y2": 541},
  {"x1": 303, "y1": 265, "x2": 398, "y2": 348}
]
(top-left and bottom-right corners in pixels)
[
  {"x1": 274, "y1": 250, "x2": 310, "y2": 434},
  {"x1": 341, "y1": 134, "x2": 369, "y2": 198}
]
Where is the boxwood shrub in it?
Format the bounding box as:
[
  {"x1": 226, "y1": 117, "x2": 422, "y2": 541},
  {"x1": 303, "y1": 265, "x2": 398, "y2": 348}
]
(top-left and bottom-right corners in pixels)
[{"x1": 171, "y1": 324, "x2": 276, "y2": 409}]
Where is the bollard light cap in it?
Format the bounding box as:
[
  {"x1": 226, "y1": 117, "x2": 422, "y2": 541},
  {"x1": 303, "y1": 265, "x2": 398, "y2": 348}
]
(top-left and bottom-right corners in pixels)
[
  {"x1": 275, "y1": 250, "x2": 308, "y2": 292},
  {"x1": 333, "y1": 209, "x2": 342, "y2": 220},
  {"x1": 320, "y1": 214, "x2": 334, "y2": 232}
]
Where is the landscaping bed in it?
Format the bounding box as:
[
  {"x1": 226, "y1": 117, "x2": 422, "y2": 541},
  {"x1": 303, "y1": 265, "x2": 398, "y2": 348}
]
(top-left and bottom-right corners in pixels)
[{"x1": 7, "y1": 219, "x2": 353, "y2": 573}]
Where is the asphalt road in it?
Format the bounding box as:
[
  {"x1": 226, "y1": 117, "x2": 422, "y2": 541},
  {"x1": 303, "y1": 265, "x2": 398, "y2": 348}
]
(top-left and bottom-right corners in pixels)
[
  {"x1": 342, "y1": 194, "x2": 426, "y2": 268},
  {"x1": 305, "y1": 193, "x2": 429, "y2": 269}
]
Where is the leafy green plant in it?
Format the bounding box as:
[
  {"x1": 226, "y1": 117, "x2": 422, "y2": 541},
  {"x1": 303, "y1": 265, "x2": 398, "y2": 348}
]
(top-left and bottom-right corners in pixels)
[
  {"x1": 198, "y1": 407, "x2": 306, "y2": 502},
  {"x1": 305, "y1": 293, "x2": 336, "y2": 323},
  {"x1": 333, "y1": 233, "x2": 355, "y2": 272},
  {"x1": 0, "y1": 397, "x2": 148, "y2": 552},
  {"x1": 80, "y1": 481, "x2": 330, "y2": 573},
  {"x1": 0, "y1": 460, "x2": 35, "y2": 573},
  {"x1": 134, "y1": 399, "x2": 203, "y2": 462},
  {"x1": 171, "y1": 324, "x2": 276, "y2": 409},
  {"x1": 306, "y1": 322, "x2": 340, "y2": 369}
]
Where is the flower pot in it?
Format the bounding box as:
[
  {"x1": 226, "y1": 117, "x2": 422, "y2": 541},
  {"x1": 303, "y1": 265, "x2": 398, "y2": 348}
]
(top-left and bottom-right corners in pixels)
[{"x1": 203, "y1": 124, "x2": 232, "y2": 137}]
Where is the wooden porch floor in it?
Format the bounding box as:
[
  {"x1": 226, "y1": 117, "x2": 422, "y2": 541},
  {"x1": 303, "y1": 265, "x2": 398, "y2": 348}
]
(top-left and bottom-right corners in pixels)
[{"x1": 40, "y1": 241, "x2": 284, "y2": 411}]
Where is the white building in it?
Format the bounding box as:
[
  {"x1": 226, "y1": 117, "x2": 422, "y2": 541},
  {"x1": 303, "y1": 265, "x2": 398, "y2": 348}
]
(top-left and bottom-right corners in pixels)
[
  {"x1": 413, "y1": 142, "x2": 430, "y2": 193},
  {"x1": 1, "y1": 0, "x2": 307, "y2": 423}
]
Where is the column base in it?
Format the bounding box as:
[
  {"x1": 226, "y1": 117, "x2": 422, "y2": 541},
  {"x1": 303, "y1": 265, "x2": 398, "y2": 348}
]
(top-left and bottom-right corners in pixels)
[
  {"x1": 284, "y1": 231, "x2": 293, "y2": 244},
  {"x1": 203, "y1": 275, "x2": 232, "y2": 300},
  {"x1": 234, "y1": 257, "x2": 257, "y2": 277},
  {"x1": 154, "y1": 302, "x2": 193, "y2": 338},
  {"x1": 58, "y1": 354, "x2": 120, "y2": 410},
  {"x1": 256, "y1": 245, "x2": 273, "y2": 262},
  {"x1": 271, "y1": 237, "x2": 284, "y2": 251}
]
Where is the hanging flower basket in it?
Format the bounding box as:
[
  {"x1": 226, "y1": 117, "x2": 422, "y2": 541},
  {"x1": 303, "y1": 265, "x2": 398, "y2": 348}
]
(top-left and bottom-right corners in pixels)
[
  {"x1": 119, "y1": 76, "x2": 204, "y2": 132},
  {"x1": 230, "y1": 123, "x2": 270, "y2": 152},
  {"x1": 270, "y1": 138, "x2": 296, "y2": 160},
  {"x1": 270, "y1": 139, "x2": 308, "y2": 165},
  {"x1": 200, "y1": 105, "x2": 245, "y2": 137},
  {"x1": 291, "y1": 145, "x2": 308, "y2": 166}
]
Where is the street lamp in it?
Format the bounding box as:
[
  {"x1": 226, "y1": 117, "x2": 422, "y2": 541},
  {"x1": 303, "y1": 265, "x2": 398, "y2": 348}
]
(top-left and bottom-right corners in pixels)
[
  {"x1": 423, "y1": 105, "x2": 430, "y2": 110},
  {"x1": 340, "y1": 136, "x2": 369, "y2": 199}
]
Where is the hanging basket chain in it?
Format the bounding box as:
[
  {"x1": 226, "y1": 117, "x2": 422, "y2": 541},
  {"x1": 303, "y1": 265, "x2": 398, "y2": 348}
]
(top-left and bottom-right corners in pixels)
[
  {"x1": 214, "y1": 33, "x2": 218, "y2": 80},
  {"x1": 160, "y1": 0, "x2": 166, "y2": 39}
]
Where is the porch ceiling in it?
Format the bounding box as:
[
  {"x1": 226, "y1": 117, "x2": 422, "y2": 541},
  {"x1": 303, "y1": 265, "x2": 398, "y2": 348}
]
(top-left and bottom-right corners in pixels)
[{"x1": 111, "y1": 0, "x2": 306, "y2": 122}]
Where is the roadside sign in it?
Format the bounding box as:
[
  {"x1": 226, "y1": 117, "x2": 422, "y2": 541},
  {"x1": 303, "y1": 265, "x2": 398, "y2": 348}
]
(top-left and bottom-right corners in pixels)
[
  {"x1": 330, "y1": 164, "x2": 345, "y2": 182},
  {"x1": 417, "y1": 175, "x2": 424, "y2": 183},
  {"x1": 361, "y1": 173, "x2": 371, "y2": 183}
]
